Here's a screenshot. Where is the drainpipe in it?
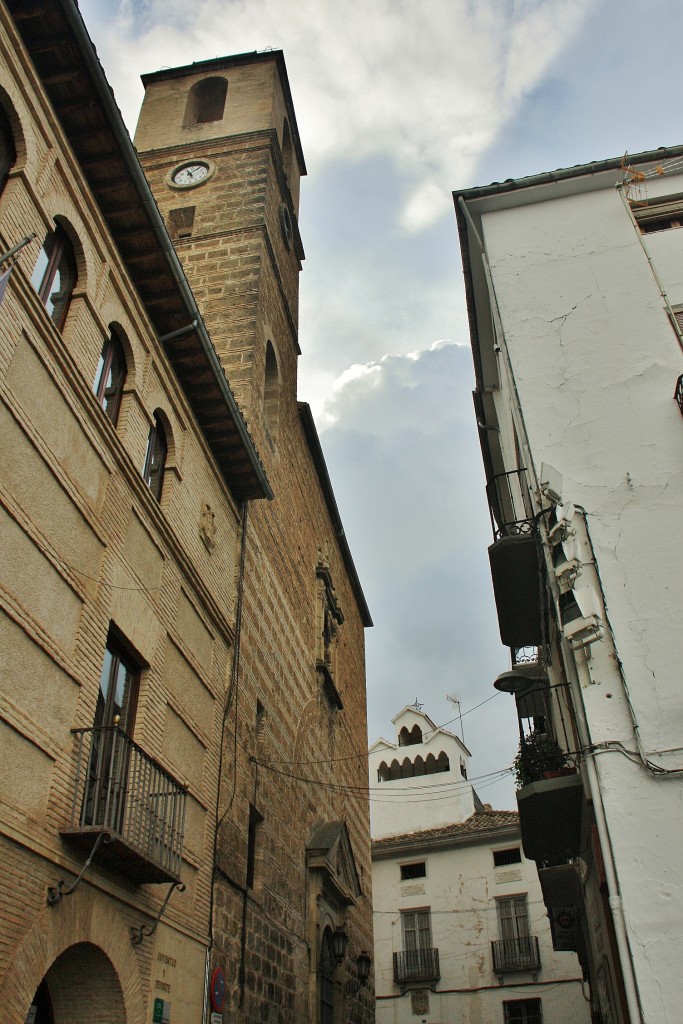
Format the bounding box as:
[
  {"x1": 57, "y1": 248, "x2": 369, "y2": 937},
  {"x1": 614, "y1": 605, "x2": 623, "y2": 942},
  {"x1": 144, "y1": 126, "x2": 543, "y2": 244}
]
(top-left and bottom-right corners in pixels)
[{"x1": 537, "y1": 519, "x2": 644, "y2": 1024}]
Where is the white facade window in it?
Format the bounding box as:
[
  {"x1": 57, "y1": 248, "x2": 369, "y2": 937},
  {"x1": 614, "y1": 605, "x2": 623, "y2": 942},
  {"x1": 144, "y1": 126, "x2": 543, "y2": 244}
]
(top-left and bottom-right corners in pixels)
[
  {"x1": 503, "y1": 998, "x2": 543, "y2": 1024},
  {"x1": 497, "y1": 895, "x2": 530, "y2": 944},
  {"x1": 400, "y1": 862, "x2": 426, "y2": 881},
  {"x1": 493, "y1": 847, "x2": 522, "y2": 867},
  {"x1": 402, "y1": 909, "x2": 432, "y2": 952}
]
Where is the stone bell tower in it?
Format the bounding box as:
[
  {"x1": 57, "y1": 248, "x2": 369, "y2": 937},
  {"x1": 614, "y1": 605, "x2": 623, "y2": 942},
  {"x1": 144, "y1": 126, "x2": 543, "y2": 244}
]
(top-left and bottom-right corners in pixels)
[{"x1": 134, "y1": 52, "x2": 306, "y2": 455}]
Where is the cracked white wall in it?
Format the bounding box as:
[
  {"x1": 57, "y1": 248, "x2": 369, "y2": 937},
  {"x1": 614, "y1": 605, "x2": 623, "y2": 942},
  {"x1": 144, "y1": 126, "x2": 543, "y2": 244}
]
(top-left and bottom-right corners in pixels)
[{"x1": 479, "y1": 173, "x2": 683, "y2": 1023}]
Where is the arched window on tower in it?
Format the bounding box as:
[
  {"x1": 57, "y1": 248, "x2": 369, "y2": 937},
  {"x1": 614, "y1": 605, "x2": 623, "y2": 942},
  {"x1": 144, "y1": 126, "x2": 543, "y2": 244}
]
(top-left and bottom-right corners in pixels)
[
  {"x1": 399, "y1": 723, "x2": 423, "y2": 746},
  {"x1": 437, "y1": 751, "x2": 450, "y2": 773},
  {"x1": 94, "y1": 328, "x2": 127, "y2": 426},
  {"x1": 263, "y1": 340, "x2": 280, "y2": 446},
  {"x1": 282, "y1": 117, "x2": 293, "y2": 182},
  {"x1": 31, "y1": 224, "x2": 77, "y2": 331},
  {"x1": 183, "y1": 77, "x2": 228, "y2": 127}
]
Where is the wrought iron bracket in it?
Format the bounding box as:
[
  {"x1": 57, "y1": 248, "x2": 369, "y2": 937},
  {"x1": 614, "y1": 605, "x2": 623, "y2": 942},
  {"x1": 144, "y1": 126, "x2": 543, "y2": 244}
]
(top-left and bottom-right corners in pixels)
[
  {"x1": 130, "y1": 881, "x2": 186, "y2": 945},
  {"x1": 47, "y1": 832, "x2": 111, "y2": 906}
]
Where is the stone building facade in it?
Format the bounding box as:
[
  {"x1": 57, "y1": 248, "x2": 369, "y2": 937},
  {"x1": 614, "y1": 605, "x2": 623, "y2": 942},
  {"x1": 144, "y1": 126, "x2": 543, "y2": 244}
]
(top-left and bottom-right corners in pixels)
[
  {"x1": 135, "y1": 51, "x2": 374, "y2": 1024},
  {"x1": 0, "y1": 3, "x2": 372, "y2": 1024}
]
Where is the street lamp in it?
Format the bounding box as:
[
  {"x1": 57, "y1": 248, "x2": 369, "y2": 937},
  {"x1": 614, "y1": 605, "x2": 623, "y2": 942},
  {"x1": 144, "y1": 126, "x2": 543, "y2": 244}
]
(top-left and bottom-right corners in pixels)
[{"x1": 345, "y1": 950, "x2": 372, "y2": 996}]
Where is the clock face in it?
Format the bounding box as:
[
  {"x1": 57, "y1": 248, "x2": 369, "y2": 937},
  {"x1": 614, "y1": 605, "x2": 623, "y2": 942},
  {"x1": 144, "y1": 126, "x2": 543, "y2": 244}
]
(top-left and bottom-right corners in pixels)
[{"x1": 172, "y1": 162, "x2": 209, "y2": 187}]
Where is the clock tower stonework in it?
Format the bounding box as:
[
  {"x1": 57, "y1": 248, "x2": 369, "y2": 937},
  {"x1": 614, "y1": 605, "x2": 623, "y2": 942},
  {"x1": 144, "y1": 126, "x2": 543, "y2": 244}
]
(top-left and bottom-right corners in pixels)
[
  {"x1": 134, "y1": 52, "x2": 306, "y2": 456},
  {"x1": 133, "y1": 52, "x2": 373, "y2": 1024}
]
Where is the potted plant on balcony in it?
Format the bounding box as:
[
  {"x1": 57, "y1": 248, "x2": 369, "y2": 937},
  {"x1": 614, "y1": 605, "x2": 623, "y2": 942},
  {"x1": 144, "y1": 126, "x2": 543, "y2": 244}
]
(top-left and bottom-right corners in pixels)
[{"x1": 513, "y1": 730, "x2": 569, "y2": 789}]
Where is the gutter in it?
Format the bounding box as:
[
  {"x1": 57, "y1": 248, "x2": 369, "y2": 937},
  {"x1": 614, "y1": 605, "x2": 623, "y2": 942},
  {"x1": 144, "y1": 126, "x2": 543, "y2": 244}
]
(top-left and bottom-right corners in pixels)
[
  {"x1": 454, "y1": 143, "x2": 683, "y2": 204},
  {"x1": 58, "y1": 0, "x2": 273, "y2": 500}
]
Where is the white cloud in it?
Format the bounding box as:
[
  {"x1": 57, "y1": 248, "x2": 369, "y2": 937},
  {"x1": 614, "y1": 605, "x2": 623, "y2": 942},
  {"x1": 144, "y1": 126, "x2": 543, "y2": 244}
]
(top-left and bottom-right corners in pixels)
[{"x1": 81, "y1": 0, "x2": 592, "y2": 231}]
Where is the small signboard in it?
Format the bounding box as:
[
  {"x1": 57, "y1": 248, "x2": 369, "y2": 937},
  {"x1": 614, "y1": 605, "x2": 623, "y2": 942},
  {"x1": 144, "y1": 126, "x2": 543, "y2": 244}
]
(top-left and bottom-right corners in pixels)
[
  {"x1": 210, "y1": 1013, "x2": 223, "y2": 1024},
  {"x1": 550, "y1": 905, "x2": 579, "y2": 951},
  {"x1": 152, "y1": 997, "x2": 170, "y2": 1023}
]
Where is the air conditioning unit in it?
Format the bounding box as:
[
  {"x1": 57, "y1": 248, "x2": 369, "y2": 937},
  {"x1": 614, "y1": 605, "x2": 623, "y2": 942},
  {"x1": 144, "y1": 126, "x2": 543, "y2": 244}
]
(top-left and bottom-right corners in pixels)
[
  {"x1": 540, "y1": 463, "x2": 563, "y2": 505},
  {"x1": 548, "y1": 501, "x2": 576, "y2": 543},
  {"x1": 553, "y1": 534, "x2": 581, "y2": 585},
  {"x1": 560, "y1": 586, "x2": 603, "y2": 648}
]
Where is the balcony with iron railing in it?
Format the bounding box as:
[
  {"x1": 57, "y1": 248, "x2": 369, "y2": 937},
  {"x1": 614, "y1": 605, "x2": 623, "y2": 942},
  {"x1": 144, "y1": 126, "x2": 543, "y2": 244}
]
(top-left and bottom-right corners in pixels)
[
  {"x1": 393, "y1": 948, "x2": 440, "y2": 986},
  {"x1": 61, "y1": 726, "x2": 187, "y2": 884},
  {"x1": 486, "y1": 470, "x2": 546, "y2": 650},
  {"x1": 486, "y1": 468, "x2": 535, "y2": 540},
  {"x1": 491, "y1": 935, "x2": 541, "y2": 976}
]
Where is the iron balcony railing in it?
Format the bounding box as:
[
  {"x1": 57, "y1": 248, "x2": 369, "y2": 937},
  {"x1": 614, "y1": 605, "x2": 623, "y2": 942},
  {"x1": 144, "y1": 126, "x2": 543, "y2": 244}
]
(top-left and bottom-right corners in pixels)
[
  {"x1": 393, "y1": 948, "x2": 440, "y2": 985},
  {"x1": 486, "y1": 469, "x2": 535, "y2": 540},
  {"x1": 491, "y1": 935, "x2": 541, "y2": 974},
  {"x1": 64, "y1": 726, "x2": 187, "y2": 883},
  {"x1": 675, "y1": 374, "x2": 683, "y2": 416}
]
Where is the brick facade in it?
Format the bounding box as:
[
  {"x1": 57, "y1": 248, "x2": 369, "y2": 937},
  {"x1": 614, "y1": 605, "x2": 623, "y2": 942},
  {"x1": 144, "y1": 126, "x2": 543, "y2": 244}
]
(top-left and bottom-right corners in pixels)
[{"x1": 0, "y1": 5, "x2": 372, "y2": 1024}]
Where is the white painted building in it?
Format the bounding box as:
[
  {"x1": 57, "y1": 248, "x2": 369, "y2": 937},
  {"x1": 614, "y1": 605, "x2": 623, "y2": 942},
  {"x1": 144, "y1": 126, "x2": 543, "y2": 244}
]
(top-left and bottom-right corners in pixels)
[
  {"x1": 370, "y1": 706, "x2": 589, "y2": 1024},
  {"x1": 454, "y1": 145, "x2": 683, "y2": 1024}
]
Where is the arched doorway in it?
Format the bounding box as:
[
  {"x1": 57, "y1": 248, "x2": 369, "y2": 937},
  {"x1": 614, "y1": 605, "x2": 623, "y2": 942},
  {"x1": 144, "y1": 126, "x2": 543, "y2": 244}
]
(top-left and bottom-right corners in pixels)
[{"x1": 27, "y1": 943, "x2": 127, "y2": 1024}]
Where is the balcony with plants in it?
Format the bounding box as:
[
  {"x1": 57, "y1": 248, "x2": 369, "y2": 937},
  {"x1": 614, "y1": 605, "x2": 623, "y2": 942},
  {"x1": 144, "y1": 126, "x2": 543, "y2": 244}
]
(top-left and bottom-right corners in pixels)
[{"x1": 513, "y1": 728, "x2": 583, "y2": 867}]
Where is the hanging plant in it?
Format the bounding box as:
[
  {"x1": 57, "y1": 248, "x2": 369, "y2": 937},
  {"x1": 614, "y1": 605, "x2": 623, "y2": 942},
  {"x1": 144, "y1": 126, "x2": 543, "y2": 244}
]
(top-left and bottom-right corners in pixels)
[{"x1": 513, "y1": 730, "x2": 568, "y2": 788}]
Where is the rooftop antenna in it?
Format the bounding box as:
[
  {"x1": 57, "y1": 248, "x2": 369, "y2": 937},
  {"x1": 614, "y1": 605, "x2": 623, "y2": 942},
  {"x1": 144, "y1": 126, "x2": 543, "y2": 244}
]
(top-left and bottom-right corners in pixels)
[{"x1": 446, "y1": 694, "x2": 465, "y2": 744}]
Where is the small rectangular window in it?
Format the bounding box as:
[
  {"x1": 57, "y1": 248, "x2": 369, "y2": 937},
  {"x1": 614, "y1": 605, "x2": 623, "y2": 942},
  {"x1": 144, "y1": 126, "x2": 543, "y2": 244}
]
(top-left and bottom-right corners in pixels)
[
  {"x1": 503, "y1": 998, "x2": 543, "y2": 1024},
  {"x1": 168, "y1": 206, "x2": 196, "y2": 240},
  {"x1": 493, "y1": 847, "x2": 522, "y2": 867},
  {"x1": 400, "y1": 862, "x2": 426, "y2": 880}
]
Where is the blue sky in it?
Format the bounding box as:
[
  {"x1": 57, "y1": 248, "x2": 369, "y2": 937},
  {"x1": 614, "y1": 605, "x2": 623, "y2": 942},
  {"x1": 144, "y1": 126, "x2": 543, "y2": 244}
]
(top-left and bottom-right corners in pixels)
[{"x1": 80, "y1": 0, "x2": 683, "y2": 809}]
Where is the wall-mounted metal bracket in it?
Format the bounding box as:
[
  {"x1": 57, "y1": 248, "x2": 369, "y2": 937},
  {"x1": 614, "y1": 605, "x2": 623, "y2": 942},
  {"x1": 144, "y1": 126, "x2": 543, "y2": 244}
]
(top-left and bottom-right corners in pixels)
[
  {"x1": 130, "y1": 881, "x2": 186, "y2": 945},
  {"x1": 47, "y1": 832, "x2": 110, "y2": 905}
]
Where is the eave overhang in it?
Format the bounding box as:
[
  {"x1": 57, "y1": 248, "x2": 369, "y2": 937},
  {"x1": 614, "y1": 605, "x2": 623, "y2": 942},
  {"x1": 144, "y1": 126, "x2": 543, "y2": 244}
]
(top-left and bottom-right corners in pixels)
[
  {"x1": 372, "y1": 813, "x2": 520, "y2": 861},
  {"x1": 8, "y1": 0, "x2": 272, "y2": 501}
]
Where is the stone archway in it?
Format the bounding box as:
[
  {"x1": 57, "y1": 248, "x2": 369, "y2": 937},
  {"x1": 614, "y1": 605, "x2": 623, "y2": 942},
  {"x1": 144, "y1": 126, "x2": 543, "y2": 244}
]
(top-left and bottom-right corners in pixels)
[
  {"x1": 0, "y1": 886, "x2": 145, "y2": 1024},
  {"x1": 34, "y1": 942, "x2": 127, "y2": 1024}
]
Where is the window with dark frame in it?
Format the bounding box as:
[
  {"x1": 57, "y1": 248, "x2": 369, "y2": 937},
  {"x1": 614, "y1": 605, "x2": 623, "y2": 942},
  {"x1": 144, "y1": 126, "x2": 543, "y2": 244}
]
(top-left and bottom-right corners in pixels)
[
  {"x1": 400, "y1": 862, "x2": 426, "y2": 881},
  {"x1": 493, "y1": 847, "x2": 522, "y2": 867},
  {"x1": 503, "y1": 998, "x2": 543, "y2": 1024},
  {"x1": 94, "y1": 330, "x2": 127, "y2": 425},
  {"x1": 30, "y1": 225, "x2": 77, "y2": 330},
  {"x1": 84, "y1": 631, "x2": 141, "y2": 829},
  {"x1": 143, "y1": 413, "x2": 167, "y2": 501}
]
